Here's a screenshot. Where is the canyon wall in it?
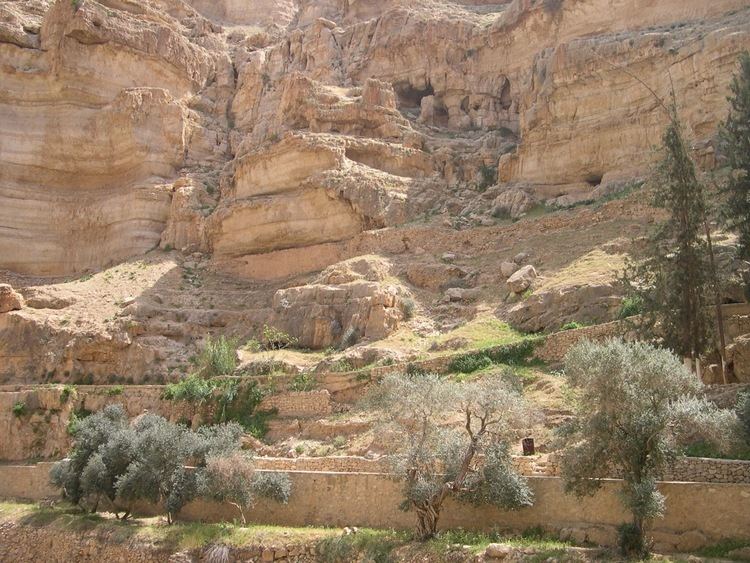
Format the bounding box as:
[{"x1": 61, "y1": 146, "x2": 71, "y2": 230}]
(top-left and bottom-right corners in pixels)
[{"x1": 2, "y1": 0, "x2": 749, "y2": 277}]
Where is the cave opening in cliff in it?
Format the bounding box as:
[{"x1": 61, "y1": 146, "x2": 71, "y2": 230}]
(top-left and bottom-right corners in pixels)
[
  {"x1": 394, "y1": 81, "x2": 435, "y2": 108},
  {"x1": 585, "y1": 173, "x2": 603, "y2": 187}
]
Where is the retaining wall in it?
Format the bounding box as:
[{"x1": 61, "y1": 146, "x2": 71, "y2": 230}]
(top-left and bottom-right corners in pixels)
[{"x1": 1, "y1": 464, "x2": 748, "y2": 552}]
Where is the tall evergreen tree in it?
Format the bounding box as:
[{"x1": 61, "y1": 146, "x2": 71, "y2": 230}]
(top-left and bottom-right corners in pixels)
[
  {"x1": 720, "y1": 52, "x2": 750, "y2": 259},
  {"x1": 623, "y1": 106, "x2": 714, "y2": 360}
]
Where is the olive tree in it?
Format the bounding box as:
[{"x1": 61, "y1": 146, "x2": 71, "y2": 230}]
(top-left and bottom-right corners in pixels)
[
  {"x1": 558, "y1": 339, "x2": 739, "y2": 556},
  {"x1": 199, "y1": 453, "x2": 291, "y2": 524},
  {"x1": 362, "y1": 372, "x2": 535, "y2": 540},
  {"x1": 51, "y1": 407, "x2": 290, "y2": 524}
]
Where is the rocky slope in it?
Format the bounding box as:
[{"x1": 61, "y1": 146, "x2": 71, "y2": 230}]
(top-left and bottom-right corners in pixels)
[{"x1": 1, "y1": 0, "x2": 750, "y2": 383}]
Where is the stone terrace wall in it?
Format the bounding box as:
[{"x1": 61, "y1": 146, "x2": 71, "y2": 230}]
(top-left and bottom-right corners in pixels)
[
  {"x1": 534, "y1": 322, "x2": 623, "y2": 364},
  {"x1": 0, "y1": 386, "x2": 199, "y2": 461},
  {"x1": 665, "y1": 457, "x2": 750, "y2": 484},
  {"x1": 260, "y1": 390, "x2": 332, "y2": 418},
  {"x1": 2, "y1": 464, "x2": 749, "y2": 551}
]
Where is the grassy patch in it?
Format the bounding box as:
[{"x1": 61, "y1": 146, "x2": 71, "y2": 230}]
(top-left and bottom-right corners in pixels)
[
  {"x1": 318, "y1": 529, "x2": 409, "y2": 563},
  {"x1": 435, "y1": 316, "x2": 527, "y2": 351},
  {"x1": 696, "y1": 538, "x2": 750, "y2": 560},
  {"x1": 448, "y1": 338, "x2": 544, "y2": 374},
  {"x1": 536, "y1": 250, "x2": 626, "y2": 293}
]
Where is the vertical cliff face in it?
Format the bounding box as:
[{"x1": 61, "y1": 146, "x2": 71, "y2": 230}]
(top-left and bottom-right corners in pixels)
[
  {"x1": 0, "y1": 0, "x2": 230, "y2": 275},
  {"x1": 1, "y1": 0, "x2": 748, "y2": 276}
]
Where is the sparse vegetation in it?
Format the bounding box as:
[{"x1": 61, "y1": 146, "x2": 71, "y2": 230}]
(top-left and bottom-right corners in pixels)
[
  {"x1": 106, "y1": 385, "x2": 124, "y2": 396},
  {"x1": 196, "y1": 335, "x2": 238, "y2": 377},
  {"x1": 289, "y1": 372, "x2": 316, "y2": 392},
  {"x1": 12, "y1": 401, "x2": 26, "y2": 417},
  {"x1": 261, "y1": 325, "x2": 299, "y2": 351},
  {"x1": 560, "y1": 321, "x2": 584, "y2": 331},
  {"x1": 401, "y1": 297, "x2": 416, "y2": 321},
  {"x1": 60, "y1": 384, "x2": 77, "y2": 403}
]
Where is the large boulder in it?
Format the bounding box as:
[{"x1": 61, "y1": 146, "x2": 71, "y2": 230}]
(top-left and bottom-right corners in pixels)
[
  {"x1": 728, "y1": 333, "x2": 750, "y2": 382},
  {"x1": 506, "y1": 265, "x2": 537, "y2": 294},
  {"x1": 507, "y1": 282, "x2": 621, "y2": 332},
  {"x1": 0, "y1": 284, "x2": 23, "y2": 313},
  {"x1": 492, "y1": 187, "x2": 535, "y2": 219}
]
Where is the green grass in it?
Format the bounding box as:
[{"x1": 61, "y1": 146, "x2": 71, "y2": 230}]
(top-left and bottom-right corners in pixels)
[
  {"x1": 448, "y1": 337, "x2": 545, "y2": 374},
  {"x1": 434, "y1": 317, "x2": 526, "y2": 351},
  {"x1": 696, "y1": 538, "x2": 750, "y2": 560}
]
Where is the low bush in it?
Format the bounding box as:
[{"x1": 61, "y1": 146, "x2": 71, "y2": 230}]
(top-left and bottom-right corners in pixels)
[
  {"x1": 261, "y1": 325, "x2": 298, "y2": 351},
  {"x1": 60, "y1": 384, "x2": 77, "y2": 403},
  {"x1": 618, "y1": 295, "x2": 643, "y2": 319},
  {"x1": 289, "y1": 373, "x2": 316, "y2": 392},
  {"x1": 197, "y1": 335, "x2": 238, "y2": 377},
  {"x1": 12, "y1": 401, "x2": 26, "y2": 417}
]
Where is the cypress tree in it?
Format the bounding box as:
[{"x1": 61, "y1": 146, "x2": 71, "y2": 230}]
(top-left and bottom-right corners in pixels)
[
  {"x1": 624, "y1": 105, "x2": 714, "y2": 361},
  {"x1": 720, "y1": 52, "x2": 750, "y2": 259}
]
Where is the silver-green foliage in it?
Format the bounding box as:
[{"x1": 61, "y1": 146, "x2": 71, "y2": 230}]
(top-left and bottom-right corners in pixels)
[
  {"x1": 362, "y1": 372, "x2": 535, "y2": 540},
  {"x1": 50, "y1": 405, "x2": 289, "y2": 524},
  {"x1": 558, "y1": 339, "x2": 739, "y2": 556}
]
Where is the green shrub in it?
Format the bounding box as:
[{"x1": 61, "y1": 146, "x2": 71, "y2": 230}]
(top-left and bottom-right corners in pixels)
[
  {"x1": 560, "y1": 321, "x2": 584, "y2": 331},
  {"x1": 106, "y1": 385, "x2": 124, "y2": 396},
  {"x1": 197, "y1": 335, "x2": 238, "y2": 377},
  {"x1": 405, "y1": 363, "x2": 428, "y2": 377},
  {"x1": 261, "y1": 325, "x2": 298, "y2": 350},
  {"x1": 60, "y1": 384, "x2": 78, "y2": 403},
  {"x1": 289, "y1": 373, "x2": 316, "y2": 392},
  {"x1": 402, "y1": 298, "x2": 416, "y2": 321},
  {"x1": 737, "y1": 391, "x2": 750, "y2": 440},
  {"x1": 484, "y1": 338, "x2": 542, "y2": 365},
  {"x1": 12, "y1": 401, "x2": 26, "y2": 417},
  {"x1": 163, "y1": 374, "x2": 217, "y2": 404},
  {"x1": 332, "y1": 435, "x2": 347, "y2": 449},
  {"x1": 618, "y1": 295, "x2": 643, "y2": 319},
  {"x1": 449, "y1": 352, "x2": 493, "y2": 374}
]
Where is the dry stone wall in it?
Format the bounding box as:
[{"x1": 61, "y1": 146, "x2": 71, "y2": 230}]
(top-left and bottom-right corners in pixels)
[{"x1": 2, "y1": 464, "x2": 749, "y2": 551}]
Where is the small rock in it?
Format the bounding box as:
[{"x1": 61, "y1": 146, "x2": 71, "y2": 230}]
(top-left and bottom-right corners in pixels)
[
  {"x1": 485, "y1": 543, "x2": 513, "y2": 559},
  {"x1": 442, "y1": 252, "x2": 456, "y2": 263},
  {"x1": 183, "y1": 261, "x2": 197, "y2": 270},
  {"x1": 507, "y1": 265, "x2": 537, "y2": 293},
  {"x1": 0, "y1": 284, "x2": 24, "y2": 313},
  {"x1": 500, "y1": 261, "x2": 517, "y2": 278},
  {"x1": 514, "y1": 251, "x2": 530, "y2": 264},
  {"x1": 119, "y1": 296, "x2": 137, "y2": 308}
]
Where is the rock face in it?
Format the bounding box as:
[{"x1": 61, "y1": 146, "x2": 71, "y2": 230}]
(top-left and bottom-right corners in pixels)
[
  {"x1": 0, "y1": 285, "x2": 24, "y2": 313},
  {"x1": 1, "y1": 0, "x2": 748, "y2": 277}
]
